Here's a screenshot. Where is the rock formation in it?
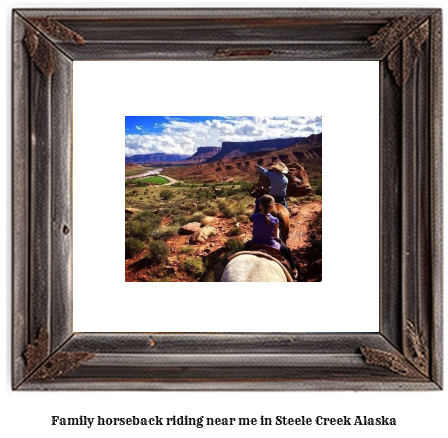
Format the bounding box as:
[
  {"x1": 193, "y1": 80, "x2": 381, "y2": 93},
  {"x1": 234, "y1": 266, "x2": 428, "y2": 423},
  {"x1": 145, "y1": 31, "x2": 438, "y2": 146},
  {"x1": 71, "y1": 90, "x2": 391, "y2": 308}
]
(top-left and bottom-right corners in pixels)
[
  {"x1": 186, "y1": 146, "x2": 221, "y2": 163},
  {"x1": 189, "y1": 226, "x2": 218, "y2": 244},
  {"x1": 257, "y1": 162, "x2": 313, "y2": 197},
  {"x1": 125, "y1": 153, "x2": 189, "y2": 164},
  {"x1": 208, "y1": 137, "x2": 305, "y2": 162},
  {"x1": 179, "y1": 222, "x2": 202, "y2": 235}
]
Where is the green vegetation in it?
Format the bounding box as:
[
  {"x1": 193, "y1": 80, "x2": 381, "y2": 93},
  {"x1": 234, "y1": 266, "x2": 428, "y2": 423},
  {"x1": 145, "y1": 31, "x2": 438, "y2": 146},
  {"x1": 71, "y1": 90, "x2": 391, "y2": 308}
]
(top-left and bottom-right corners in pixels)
[
  {"x1": 160, "y1": 189, "x2": 175, "y2": 200},
  {"x1": 200, "y1": 216, "x2": 215, "y2": 227},
  {"x1": 310, "y1": 178, "x2": 322, "y2": 196},
  {"x1": 203, "y1": 206, "x2": 219, "y2": 216},
  {"x1": 225, "y1": 237, "x2": 246, "y2": 255},
  {"x1": 182, "y1": 258, "x2": 205, "y2": 278},
  {"x1": 146, "y1": 241, "x2": 170, "y2": 264},
  {"x1": 150, "y1": 224, "x2": 180, "y2": 240},
  {"x1": 186, "y1": 211, "x2": 205, "y2": 223},
  {"x1": 125, "y1": 210, "x2": 161, "y2": 241},
  {"x1": 126, "y1": 220, "x2": 156, "y2": 241},
  {"x1": 125, "y1": 237, "x2": 145, "y2": 259},
  {"x1": 179, "y1": 246, "x2": 195, "y2": 254},
  {"x1": 135, "y1": 175, "x2": 169, "y2": 185},
  {"x1": 125, "y1": 179, "x2": 321, "y2": 282},
  {"x1": 228, "y1": 226, "x2": 243, "y2": 236},
  {"x1": 222, "y1": 201, "x2": 247, "y2": 218}
]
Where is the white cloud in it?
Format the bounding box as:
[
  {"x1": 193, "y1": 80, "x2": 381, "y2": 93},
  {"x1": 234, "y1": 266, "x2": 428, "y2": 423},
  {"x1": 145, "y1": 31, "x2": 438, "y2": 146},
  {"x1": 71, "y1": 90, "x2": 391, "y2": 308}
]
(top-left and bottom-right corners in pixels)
[{"x1": 125, "y1": 116, "x2": 322, "y2": 156}]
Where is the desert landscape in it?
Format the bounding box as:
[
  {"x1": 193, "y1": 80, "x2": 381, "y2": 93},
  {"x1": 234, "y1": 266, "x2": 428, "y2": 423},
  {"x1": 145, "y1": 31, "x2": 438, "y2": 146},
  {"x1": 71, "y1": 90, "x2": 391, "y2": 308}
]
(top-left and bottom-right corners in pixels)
[{"x1": 125, "y1": 129, "x2": 322, "y2": 282}]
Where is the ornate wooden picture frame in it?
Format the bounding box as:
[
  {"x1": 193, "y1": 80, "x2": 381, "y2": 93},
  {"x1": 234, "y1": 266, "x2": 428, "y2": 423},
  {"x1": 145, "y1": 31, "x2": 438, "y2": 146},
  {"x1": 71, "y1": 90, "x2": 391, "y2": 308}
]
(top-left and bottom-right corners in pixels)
[{"x1": 12, "y1": 8, "x2": 442, "y2": 390}]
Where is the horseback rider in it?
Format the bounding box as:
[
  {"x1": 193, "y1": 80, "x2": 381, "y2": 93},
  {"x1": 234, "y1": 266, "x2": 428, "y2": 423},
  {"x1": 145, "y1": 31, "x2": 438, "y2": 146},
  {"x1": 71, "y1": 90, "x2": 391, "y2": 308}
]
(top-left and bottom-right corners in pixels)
[
  {"x1": 254, "y1": 162, "x2": 289, "y2": 213},
  {"x1": 245, "y1": 194, "x2": 298, "y2": 280}
]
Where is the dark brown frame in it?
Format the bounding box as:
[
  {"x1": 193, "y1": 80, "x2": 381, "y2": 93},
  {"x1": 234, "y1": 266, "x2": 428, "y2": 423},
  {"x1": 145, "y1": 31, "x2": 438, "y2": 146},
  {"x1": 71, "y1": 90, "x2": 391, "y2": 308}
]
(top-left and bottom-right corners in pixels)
[{"x1": 12, "y1": 8, "x2": 442, "y2": 390}]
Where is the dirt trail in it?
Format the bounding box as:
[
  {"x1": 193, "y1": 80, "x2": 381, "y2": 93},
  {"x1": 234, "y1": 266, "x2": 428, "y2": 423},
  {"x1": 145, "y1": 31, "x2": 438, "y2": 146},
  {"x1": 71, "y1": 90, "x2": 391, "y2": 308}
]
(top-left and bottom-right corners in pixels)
[
  {"x1": 158, "y1": 174, "x2": 179, "y2": 185},
  {"x1": 287, "y1": 201, "x2": 322, "y2": 250},
  {"x1": 125, "y1": 200, "x2": 321, "y2": 282}
]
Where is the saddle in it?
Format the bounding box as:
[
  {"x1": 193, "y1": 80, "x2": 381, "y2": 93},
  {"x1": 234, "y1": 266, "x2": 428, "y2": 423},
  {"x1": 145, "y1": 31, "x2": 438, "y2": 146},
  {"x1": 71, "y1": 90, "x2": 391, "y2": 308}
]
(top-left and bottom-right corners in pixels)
[{"x1": 246, "y1": 242, "x2": 294, "y2": 274}]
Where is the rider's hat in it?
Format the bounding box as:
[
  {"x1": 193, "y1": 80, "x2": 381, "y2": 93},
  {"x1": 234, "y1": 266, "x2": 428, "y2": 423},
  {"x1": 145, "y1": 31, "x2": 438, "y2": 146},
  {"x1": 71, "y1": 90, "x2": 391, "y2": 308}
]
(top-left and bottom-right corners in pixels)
[{"x1": 270, "y1": 162, "x2": 289, "y2": 174}]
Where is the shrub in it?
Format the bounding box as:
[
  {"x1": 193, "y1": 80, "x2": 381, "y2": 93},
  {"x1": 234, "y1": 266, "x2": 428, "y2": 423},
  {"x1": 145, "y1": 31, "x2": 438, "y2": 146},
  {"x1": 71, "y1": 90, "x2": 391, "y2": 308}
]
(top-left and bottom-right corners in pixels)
[
  {"x1": 196, "y1": 188, "x2": 213, "y2": 200},
  {"x1": 225, "y1": 237, "x2": 246, "y2": 255},
  {"x1": 235, "y1": 201, "x2": 248, "y2": 215},
  {"x1": 125, "y1": 237, "x2": 144, "y2": 259},
  {"x1": 174, "y1": 214, "x2": 188, "y2": 225},
  {"x1": 179, "y1": 246, "x2": 195, "y2": 254},
  {"x1": 125, "y1": 210, "x2": 161, "y2": 240},
  {"x1": 134, "y1": 210, "x2": 159, "y2": 222},
  {"x1": 182, "y1": 257, "x2": 205, "y2": 278},
  {"x1": 150, "y1": 224, "x2": 180, "y2": 240},
  {"x1": 218, "y1": 199, "x2": 227, "y2": 210},
  {"x1": 239, "y1": 181, "x2": 253, "y2": 194},
  {"x1": 228, "y1": 226, "x2": 243, "y2": 236},
  {"x1": 160, "y1": 189, "x2": 174, "y2": 200},
  {"x1": 186, "y1": 211, "x2": 204, "y2": 223},
  {"x1": 236, "y1": 214, "x2": 250, "y2": 223},
  {"x1": 125, "y1": 220, "x2": 154, "y2": 241},
  {"x1": 202, "y1": 270, "x2": 215, "y2": 282},
  {"x1": 200, "y1": 216, "x2": 215, "y2": 227},
  {"x1": 222, "y1": 206, "x2": 238, "y2": 218},
  {"x1": 203, "y1": 206, "x2": 219, "y2": 216},
  {"x1": 146, "y1": 240, "x2": 169, "y2": 264}
]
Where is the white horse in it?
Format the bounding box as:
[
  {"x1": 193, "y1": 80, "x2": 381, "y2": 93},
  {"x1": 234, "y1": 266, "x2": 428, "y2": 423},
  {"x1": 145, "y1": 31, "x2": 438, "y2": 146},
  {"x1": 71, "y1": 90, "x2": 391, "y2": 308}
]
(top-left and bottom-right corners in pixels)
[{"x1": 221, "y1": 252, "x2": 293, "y2": 282}]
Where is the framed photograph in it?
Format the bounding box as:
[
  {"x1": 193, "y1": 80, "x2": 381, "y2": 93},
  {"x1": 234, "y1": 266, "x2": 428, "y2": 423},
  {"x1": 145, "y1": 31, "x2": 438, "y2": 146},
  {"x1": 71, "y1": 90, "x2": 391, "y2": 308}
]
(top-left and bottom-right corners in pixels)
[
  {"x1": 12, "y1": 8, "x2": 442, "y2": 390},
  {"x1": 123, "y1": 115, "x2": 322, "y2": 284}
]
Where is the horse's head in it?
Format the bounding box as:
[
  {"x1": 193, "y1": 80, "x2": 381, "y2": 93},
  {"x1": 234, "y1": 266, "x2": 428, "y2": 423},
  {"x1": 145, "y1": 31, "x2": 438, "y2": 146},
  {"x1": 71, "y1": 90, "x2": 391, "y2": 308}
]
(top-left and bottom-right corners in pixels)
[{"x1": 250, "y1": 185, "x2": 269, "y2": 199}]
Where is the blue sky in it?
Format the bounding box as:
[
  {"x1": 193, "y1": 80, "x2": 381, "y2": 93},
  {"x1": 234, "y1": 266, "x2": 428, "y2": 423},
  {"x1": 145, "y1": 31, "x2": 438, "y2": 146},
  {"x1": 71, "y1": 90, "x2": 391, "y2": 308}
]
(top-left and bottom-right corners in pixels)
[{"x1": 125, "y1": 116, "x2": 322, "y2": 157}]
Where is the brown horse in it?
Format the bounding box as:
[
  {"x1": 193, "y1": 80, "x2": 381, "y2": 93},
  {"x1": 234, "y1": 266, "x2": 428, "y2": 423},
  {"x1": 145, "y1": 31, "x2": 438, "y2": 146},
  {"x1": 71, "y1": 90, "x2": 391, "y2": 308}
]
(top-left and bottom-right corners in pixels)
[{"x1": 250, "y1": 186, "x2": 290, "y2": 243}]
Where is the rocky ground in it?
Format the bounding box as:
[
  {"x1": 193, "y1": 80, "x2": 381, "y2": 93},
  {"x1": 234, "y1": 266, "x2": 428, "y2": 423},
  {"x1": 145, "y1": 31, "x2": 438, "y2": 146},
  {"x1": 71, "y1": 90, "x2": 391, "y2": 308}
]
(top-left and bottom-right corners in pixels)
[{"x1": 125, "y1": 200, "x2": 322, "y2": 282}]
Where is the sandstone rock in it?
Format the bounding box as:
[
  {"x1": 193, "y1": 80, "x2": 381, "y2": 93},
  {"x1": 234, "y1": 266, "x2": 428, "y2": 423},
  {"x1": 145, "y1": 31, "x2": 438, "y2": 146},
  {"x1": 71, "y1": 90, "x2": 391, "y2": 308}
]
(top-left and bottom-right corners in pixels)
[
  {"x1": 179, "y1": 222, "x2": 201, "y2": 235},
  {"x1": 289, "y1": 206, "x2": 300, "y2": 217},
  {"x1": 189, "y1": 226, "x2": 218, "y2": 245}
]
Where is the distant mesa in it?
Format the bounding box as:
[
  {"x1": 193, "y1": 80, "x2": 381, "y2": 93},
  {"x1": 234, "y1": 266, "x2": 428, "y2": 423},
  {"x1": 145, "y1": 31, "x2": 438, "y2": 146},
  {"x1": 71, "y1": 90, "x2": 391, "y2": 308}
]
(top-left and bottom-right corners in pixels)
[
  {"x1": 185, "y1": 146, "x2": 221, "y2": 163},
  {"x1": 161, "y1": 132, "x2": 322, "y2": 183},
  {"x1": 207, "y1": 137, "x2": 307, "y2": 162},
  {"x1": 125, "y1": 153, "x2": 189, "y2": 164}
]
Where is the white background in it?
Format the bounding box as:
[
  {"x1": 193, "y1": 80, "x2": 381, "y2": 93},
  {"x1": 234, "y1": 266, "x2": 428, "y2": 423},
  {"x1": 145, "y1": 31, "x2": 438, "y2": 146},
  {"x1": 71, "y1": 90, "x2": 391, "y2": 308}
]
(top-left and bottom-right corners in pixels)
[
  {"x1": 3, "y1": 1, "x2": 446, "y2": 438},
  {"x1": 73, "y1": 60, "x2": 379, "y2": 333}
]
